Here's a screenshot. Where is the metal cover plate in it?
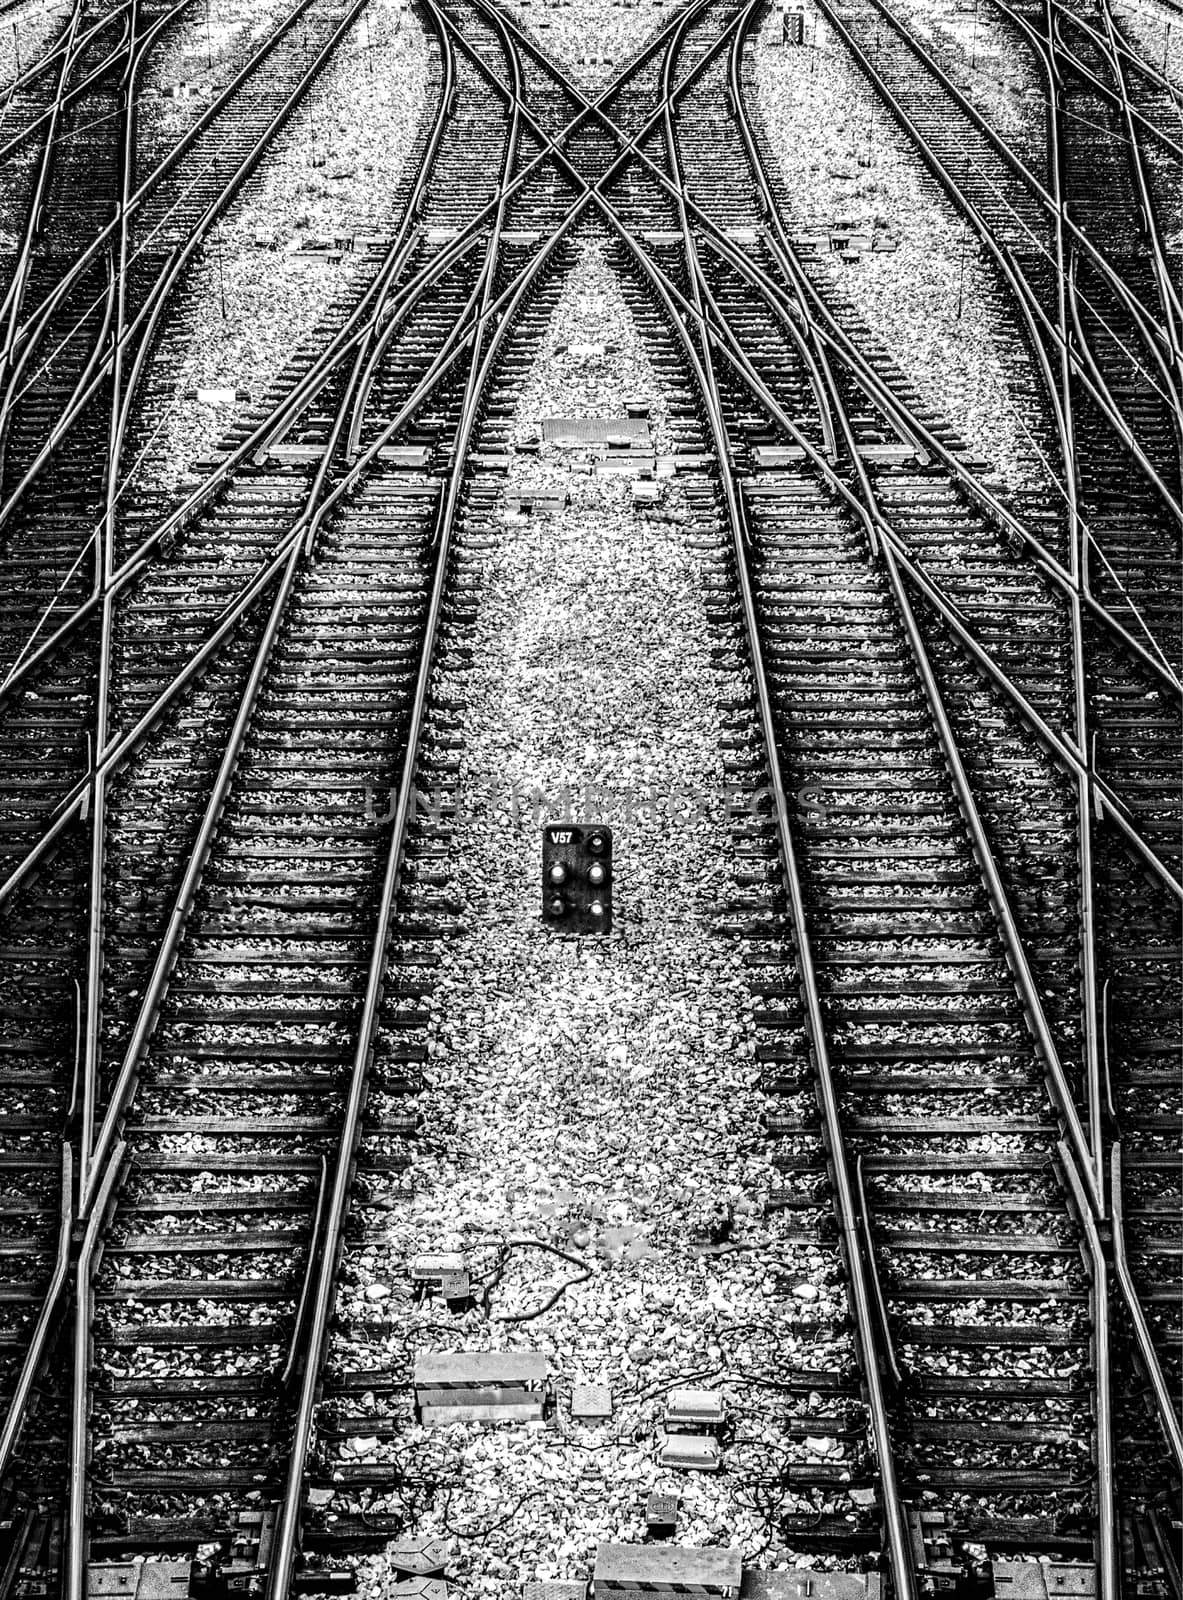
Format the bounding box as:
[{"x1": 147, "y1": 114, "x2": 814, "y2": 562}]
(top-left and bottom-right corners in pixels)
[
  {"x1": 524, "y1": 1586, "x2": 587, "y2": 1599},
  {"x1": 88, "y1": 1566, "x2": 192, "y2": 1600},
  {"x1": 993, "y1": 1567, "x2": 1096, "y2": 1600},
  {"x1": 414, "y1": 1351, "x2": 546, "y2": 1388},
  {"x1": 388, "y1": 1540, "x2": 448, "y2": 1577},
  {"x1": 571, "y1": 1384, "x2": 613, "y2": 1421},
  {"x1": 542, "y1": 417, "x2": 650, "y2": 444},
  {"x1": 740, "y1": 1575, "x2": 882, "y2": 1600},
  {"x1": 645, "y1": 1491, "x2": 678, "y2": 1524},
  {"x1": 593, "y1": 1543, "x2": 741, "y2": 1591}
]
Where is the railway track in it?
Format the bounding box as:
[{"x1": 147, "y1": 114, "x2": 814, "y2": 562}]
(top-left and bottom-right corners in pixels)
[{"x1": 0, "y1": 0, "x2": 1177, "y2": 1594}]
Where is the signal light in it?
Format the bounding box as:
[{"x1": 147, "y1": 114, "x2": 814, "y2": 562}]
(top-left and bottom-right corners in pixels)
[{"x1": 542, "y1": 824, "x2": 613, "y2": 934}]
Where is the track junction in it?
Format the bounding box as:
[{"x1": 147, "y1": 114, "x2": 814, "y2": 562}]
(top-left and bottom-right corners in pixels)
[{"x1": 0, "y1": 0, "x2": 1177, "y2": 1594}]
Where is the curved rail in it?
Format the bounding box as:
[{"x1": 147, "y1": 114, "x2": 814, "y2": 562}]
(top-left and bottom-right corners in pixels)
[{"x1": 817, "y1": 0, "x2": 1182, "y2": 521}]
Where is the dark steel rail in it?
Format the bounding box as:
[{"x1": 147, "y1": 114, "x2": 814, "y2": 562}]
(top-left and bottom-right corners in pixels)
[
  {"x1": 729, "y1": 0, "x2": 1179, "y2": 1569},
  {"x1": 0, "y1": 0, "x2": 358, "y2": 523},
  {"x1": 820, "y1": 0, "x2": 1182, "y2": 519}
]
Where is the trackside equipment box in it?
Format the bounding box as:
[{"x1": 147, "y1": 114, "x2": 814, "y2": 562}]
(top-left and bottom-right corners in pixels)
[{"x1": 593, "y1": 1543, "x2": 741, "y2": 1595}]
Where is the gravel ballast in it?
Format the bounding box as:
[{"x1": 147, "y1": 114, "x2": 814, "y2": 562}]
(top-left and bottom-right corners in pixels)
[
  {"x1": 500, "y1": 0, "x2": 679, "y2": 88},
  {"x1": 340, "y1": 238, "x2": 853, "y2": 1595},
  {"x1": 1, "y1": 0, "x2": 69, "y2": 92},
  {"x1": 137, "y1": 0, "x2": 301, "y2": 165},
  {"x1": 751, "y1": 0, "x2": 1050, "y2": 491},
  {"x1": 122, "y1": 0, "x2": 429, "y2": 497}
]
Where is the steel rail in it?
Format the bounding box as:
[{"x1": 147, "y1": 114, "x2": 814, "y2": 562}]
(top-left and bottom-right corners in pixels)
[
  {"x1": 0, "y1": 0, "x2": 749, "y2": 856},
  {"x1": 481, "y1": 0, "x2": 1179, "y2": 707},
  {"x1": 266, "y1": 3, "x2": 912, "y2": 1581},
  {"x1": 0, "y1": 0, "x2": 362, "y2": 518},
  {"x1": 655, "y1": 4, "x2": 918, "y2": 1584},
  {"x1": 71, "y1": 0, "x2": 373, "y2": 1172},
  {"x1": 0, "y1": 0, "x2": 86, "y2": 344},
  {"x1": 0, "y1": 0, "x2": 312, "y2": 362},
  {"x1": 0, "y1": 0, "x2": 730, "y2": 701},
  {"x1": 264, "y1": 0, "x2": 528, "y2": 1578},
  {"x1": 696, "y1": 214, "x2": 1179, "y2": 691},
  {"x1": 64, "y1": 1143, "x2": 123, "y2": 1600},
  {"x1": 1054, "y1": 0, "x2": 1183, "y2": 114},
  {"x1": 446, "y1": 0, "x2": 917, "y2": 1581},
  {"x1": 861, "y1": 0, "x2": 1179, "y2": 389},
  {"x1": 505, "y1": 25, "x2": 1109, "y2": 1217},
  {"x1": 1051, "y1": 0, "x2": 1183, "y2": 427},
  {"x1": 1061, "y1": 0, "x2": 1183, "y2": 105},
  {"x1": 14, "y1": 0, "x2": 1179, "y2": 969},
  {"x1": 816, "y1": 0, "x2": 1183, "y2": 526},
  {"x1": 734, "y1": 14, "x2": 1170, "y2": 1562},
  {"x1": 0, "y1": 0, "x2": 139, "y2": 171},
  {"x1": 0, "y1": 19, "x2": 456, "y2": 1508},
  {"x1": 1000, "y1": 0, "x2": 1183, "y2": 158},
  {"x1": 716, "y1": 19, "x2": 1116, "y2": 1566},
  {"x1": 73, "y1": 282, "x2": 498, "y2": 1200},
  {"x1": 1060, "y1": 1145, "x2": 1117, "y2": 1600},
  {"x1": 61, "y1": 24, "x2": 510, "y2": 1575},
  {"x1": 454, "y1": 0, "x2": 1183, "y2": 924},
  {"x1": 0, "y1": 2, "x2": 94, "y2": 100},
  {"x1": 1025, "y1": 0, "x2": 1104, "y2": 1189},
  {"x1": 488, "y1": 0, "x2": 1179, "y2": 919},
  {"x1": 1109, "y1": 1144, "x2": 1183, "y2": 1469},
  {"x1": 0, "y1": 1146, "x2": 71, "y2": 1480}
]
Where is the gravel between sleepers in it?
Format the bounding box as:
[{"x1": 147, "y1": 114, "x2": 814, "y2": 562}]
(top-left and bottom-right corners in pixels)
[
  {"x1": 752, "y1": 1, "x2": 1050, "y2": 492},
  {"x1": 500, "y1": 0, "x2": 682, "y2": 88},
  {"x1": 2, "y1": 0, "x2": 69, "y2": 92},
  {"x1": 137, "y1": 0, "x2": 301, "y2": 167},
  {"x1": 1113, "y1": 0, "x2": 1183, "y2": 92},
  {"x1": 344, "y1": 238, "x2": 853, "y2": 1596},
  {"x1": 123, "y1": 0, "x2": 429, "y2": 497}
]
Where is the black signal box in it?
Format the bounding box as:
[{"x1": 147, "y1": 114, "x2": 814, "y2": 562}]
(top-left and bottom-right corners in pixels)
[{"x1": 541, "y1": 823, "x2": 612, "y2": 934}]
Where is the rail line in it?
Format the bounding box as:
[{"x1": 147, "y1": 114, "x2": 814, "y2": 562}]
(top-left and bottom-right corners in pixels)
[{"x1": 0, "y1": 0, "x2": 1176, "y2": 1593}]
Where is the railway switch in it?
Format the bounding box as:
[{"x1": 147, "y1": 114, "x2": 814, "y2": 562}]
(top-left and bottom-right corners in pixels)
[
  {"x1": 415, "y1": 1350, "x2": 548, "y2": 1423},
  {"x1": 906, "y1": 1506, "x2": 960, "y2": 1596},
  {"x1": 542, "y1": 825, "x2": 613, "y2": 933},
  {"x1": 220, "y1": 1509, "x2": 275, "y2": 1595}
]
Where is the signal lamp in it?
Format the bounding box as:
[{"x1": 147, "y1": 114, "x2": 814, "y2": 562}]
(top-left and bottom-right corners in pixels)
[{"x1": 541, "y1": 824, "x2": 614, "y2": 934}]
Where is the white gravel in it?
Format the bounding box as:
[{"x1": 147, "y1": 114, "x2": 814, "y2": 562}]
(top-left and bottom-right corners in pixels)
[
  {"x1": 500, "y1": 0, "x2": 681, "y2": 88},
  {"x1": 120, "y1": 0, "x2": 429, "y2": 497},
  {"x1": 342, "y1": 239, "x2": 854, "y2": 1595},
  {"x1": 137, "y1": 0, "x2": 301, "y2": 166},
  {"x1": 887, "y1": 0, "x2": 1047, "y2": 153},
  {"x1": 751, "y1": 1, "x2": 1049, "y2": 490},
  {"x1": 1113, "y1": 0, "x2": 1183, "y2": 93},
  {"x1": 2, "y1": 0, "x2": 69, "y2": 92}
]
